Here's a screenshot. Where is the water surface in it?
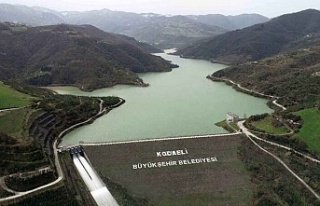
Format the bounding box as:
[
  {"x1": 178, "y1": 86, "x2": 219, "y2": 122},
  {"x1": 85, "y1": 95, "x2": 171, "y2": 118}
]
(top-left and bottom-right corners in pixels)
[{"x1": 52, "y1": 52, "x2": 272, "y2": 145}]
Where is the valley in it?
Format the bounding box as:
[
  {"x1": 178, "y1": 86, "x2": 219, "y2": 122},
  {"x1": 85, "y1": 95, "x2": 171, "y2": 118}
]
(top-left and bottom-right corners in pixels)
[
  {"x1": 0, "y1": 2, "x2": 320, "y2": 206},
  {"x1": 53, "y1": 51, "x2": 271, "y2": 145},
  {"x1": 0, "y1": 3, "x2": 269, "y2": 49}
]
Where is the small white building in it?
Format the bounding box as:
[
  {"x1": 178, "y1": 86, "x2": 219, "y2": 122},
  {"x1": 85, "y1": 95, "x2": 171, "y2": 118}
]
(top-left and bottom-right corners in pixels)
[{"x1": 226, "y1": 112, "x2": 239, "y2": 122}]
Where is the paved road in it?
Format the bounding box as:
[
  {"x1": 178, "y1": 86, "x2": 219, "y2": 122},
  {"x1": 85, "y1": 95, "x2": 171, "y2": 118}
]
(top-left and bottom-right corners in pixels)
[
  {"x1": 0, "y1": 107, "x2": 27, "y2": 116},
  {"x1": 0, "y1": 177, "x2": 18, "y2": 194},
  {"x1": 73, "y1": 133, "x2": 241, "y2": 147},
  {"x1": 215, "y1": 77, "x2": 287, "y2": 111},
  {"x1": 0, "y1": 107, "x2": 26, "y2": 112},
  {"x1": 0, "y1": 99, "x2": 112, "y2": 204},
  {"x1": 272, "y1": 99, "x2": 287, "y2": 111},
  {"x1": 0, "y1": 138, "x2": 64, "y2": 203},
  {"x1": 238, "y1": 121, "x2": 320, "y2": 164},
  {"x1": 238, "y1": 120, "x2": 320, "y2": 200}
]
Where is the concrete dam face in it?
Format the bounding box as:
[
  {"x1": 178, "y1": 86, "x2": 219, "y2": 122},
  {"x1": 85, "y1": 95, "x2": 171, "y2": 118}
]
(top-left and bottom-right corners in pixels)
[{"x1": 71, "y1": 147, "x2": 118, "y2": 206}]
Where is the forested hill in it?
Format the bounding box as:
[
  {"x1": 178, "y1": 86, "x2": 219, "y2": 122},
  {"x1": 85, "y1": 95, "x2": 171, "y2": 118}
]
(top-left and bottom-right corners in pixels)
[
  {"x1": 212, "y1": 41, "x2": 320, "y2": 108},
  {"x1": 186, "y1": 13, "x2": 269, "y2": 30},
  {"x1": 176, "y1": 9, "x2": 320, "y2": 65},
  {"x1": 0, "y1": 23, "x2": 175, "y2": 91},
  {"x1": 0, "y1": 4, "x2": 271, "y2": 49}
]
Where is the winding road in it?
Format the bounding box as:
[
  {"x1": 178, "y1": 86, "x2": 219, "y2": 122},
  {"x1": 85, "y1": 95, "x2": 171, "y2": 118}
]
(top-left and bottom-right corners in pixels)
[
  {"x1": 238, "y1": 120, "x2": 320, "y2": 200},
  {"x1": 0, "y1": 107, "x2": 25, "y2": 113},
  {"x1": 1, "y1": 95, "x2": 317, "y2": 203},
  {"x1": 0, "y1": 98, "x2": 117, "y2": 204},
  {"x1": 212, "y1": 77, "x2": 287, "y2": 111}
]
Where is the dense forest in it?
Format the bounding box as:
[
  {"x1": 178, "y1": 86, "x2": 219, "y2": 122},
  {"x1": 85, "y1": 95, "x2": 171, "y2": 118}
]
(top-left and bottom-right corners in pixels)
[
  {"x1": 176, "y1": 9, "x2": 320, "y2": 64},
  {"x1": 0, "y1": 23, "x2": 175, "y2": 91},
  {"x1": 212, "y1": 43, "x2": 320, "y2": 108}
]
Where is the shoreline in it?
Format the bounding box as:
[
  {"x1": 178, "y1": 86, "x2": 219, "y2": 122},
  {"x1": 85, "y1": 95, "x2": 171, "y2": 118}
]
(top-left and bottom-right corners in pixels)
[{"x1": 207, "y1": 75, "x2": 287, "y2": 111}]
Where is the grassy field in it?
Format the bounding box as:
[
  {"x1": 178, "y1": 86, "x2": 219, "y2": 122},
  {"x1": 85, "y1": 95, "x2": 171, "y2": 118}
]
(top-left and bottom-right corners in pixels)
[
  {"x1": 0, "y1": 82, "x2": 35, "y2": 109},
  {"x1": 85, "y1": 135, "x2": 253, "y2": 206},
  {"x1": 251, "y1": 115, "x2": 288, "y2": 134},
  {"x1": 215, "y1": 120, "x2": 239, "y2": 132},
  {"x1": 295, "y1": 108, "x2": 320, "y2": 155},
  {"x1": 0, "y1": 107, "x2": 34, "y2": 139}
]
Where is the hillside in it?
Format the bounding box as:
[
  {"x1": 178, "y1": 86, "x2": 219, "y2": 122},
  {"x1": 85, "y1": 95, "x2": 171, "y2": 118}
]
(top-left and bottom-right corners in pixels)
[
  {"x1": 122, "y1": 15, "x2": 227, "y2": 49},
  {"x1": 0, "y1": 4, "x2": 228, "y2": 49},
  {"x1": 177, "y1": 9, "x2": 320, "y2": 64},
  {"x1": 0, "y1": 3, "x2": 64, "y2": 26},
  {"x1": 211, "y1": 42, "x2": 320, "y2": 108},
  {"x1": 0, "y1": 4, "x2": 273, "y2": 50},
  {"x1": 0, "y1": 23, "x2": 174, "y2": 91},
  {"x1": 64, "y1": 11, "x2": 228, "y2": 49},
  {"x1": 0, "y1": 81, "x2": 35, "y2": 109},
  {"x1": 116, "y1": 34, "x2": 163, "y2": 53},
  {"x1": 0, "y1": 4, "x2": 227, "y2": 49},
  {"x1": 187, "y1": 13, "x2": 269, "y2": 30}
]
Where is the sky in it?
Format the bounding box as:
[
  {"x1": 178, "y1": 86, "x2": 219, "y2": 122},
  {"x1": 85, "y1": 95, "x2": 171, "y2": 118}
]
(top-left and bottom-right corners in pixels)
[{"x1": 1, "y1": 0, "x2": 320, "y2": 17}]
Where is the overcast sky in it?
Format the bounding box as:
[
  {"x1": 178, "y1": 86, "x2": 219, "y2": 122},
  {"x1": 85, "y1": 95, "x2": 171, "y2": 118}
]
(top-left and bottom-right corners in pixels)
[{"x1": 1, "y1": 0, "x2": 320, "y2": 17}]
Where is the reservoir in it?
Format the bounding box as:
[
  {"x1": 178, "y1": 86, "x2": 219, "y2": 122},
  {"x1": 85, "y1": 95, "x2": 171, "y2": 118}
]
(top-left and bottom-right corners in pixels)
[{"x1": 52, "y1": 51, "x2": 272, "y2": 145}]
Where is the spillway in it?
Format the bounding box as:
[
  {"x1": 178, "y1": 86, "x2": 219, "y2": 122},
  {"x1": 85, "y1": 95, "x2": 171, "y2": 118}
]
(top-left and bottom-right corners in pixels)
[{"x1": 72, "y1": 154, "x2": 118, "y2": 206}]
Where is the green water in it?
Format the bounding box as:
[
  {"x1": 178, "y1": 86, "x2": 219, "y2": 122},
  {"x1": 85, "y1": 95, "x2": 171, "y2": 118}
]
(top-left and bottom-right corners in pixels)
[{"x1": 52, "y1": 51, "x2": 272, "y2": 145}]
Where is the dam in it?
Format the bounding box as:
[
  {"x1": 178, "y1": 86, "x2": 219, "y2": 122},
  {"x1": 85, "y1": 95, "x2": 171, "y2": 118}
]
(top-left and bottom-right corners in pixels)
[{"x1": 69, "y1": 147, "x2": 118, "y2": 206}]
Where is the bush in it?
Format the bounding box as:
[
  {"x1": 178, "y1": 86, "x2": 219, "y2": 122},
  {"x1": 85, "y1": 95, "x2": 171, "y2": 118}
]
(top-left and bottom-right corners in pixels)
[{"x1": 248, "y1": 113, "x2": 269, "y2": 122}]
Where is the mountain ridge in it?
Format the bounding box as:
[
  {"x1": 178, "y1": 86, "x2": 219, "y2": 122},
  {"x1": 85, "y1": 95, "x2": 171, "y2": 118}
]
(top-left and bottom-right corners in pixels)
[
  {"x1": 176, "y1": 9, "x2": 320, "y2": 64},
  {"x1": 186, "y1": 13, "x2": 269, "y2": 30},
  {"x1": 0, "y1": 3, "x2": 269, "y2": 49}
]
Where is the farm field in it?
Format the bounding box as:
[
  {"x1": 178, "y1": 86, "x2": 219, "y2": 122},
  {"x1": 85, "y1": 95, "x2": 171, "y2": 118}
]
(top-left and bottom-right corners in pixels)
[
  {"x1": 295, "y1": 108, "x2": 320, "y2": 155},
  {"x1": 0, "y1": 81, "x2": 35, "y2": 109},
  {"x1": 84, "y1": 135, "x2": 253, "y2": 206},
  {"x1": 0, "y1": 107, "x2": 35, "y2": 138},
  {"x1": 251, "y1": 115, "x2": 288, "y2": 134}
]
